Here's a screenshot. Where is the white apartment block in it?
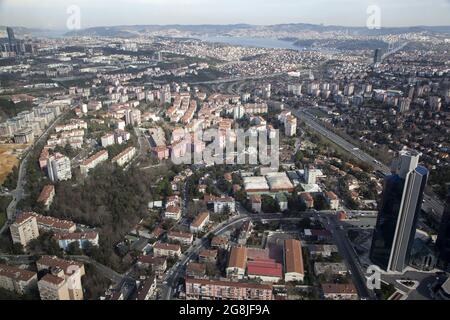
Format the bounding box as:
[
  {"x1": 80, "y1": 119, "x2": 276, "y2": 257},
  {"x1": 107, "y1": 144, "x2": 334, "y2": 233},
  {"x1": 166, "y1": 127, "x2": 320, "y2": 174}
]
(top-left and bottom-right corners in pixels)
[
  {"x1": 9, "y1": 214, "x2": 39, "y2": 247},
  {"x1": 112, "y1": 146, "x2": 136, "y2": 167},
  {"x1": 0, "y1": 264, "x2": 37, "y2": 295},
  {"x1": 54, "y1": 231, "x2": 99, "y2": 250},
  {"x1": 101, "y1": 133, "x2": 115, "y2": 147},
  {"x1": 37, "y1": 256, "x2": 85, "y2": 300},
  {"x1": 80, "y1": 150, "x2": 109, "y2": 176},
  {"x1": 47, "y1": 153, "x2": 72, "y2": 182},
  {"x1": 285, "y1": 115, "x2": 297, "y2": 137}
]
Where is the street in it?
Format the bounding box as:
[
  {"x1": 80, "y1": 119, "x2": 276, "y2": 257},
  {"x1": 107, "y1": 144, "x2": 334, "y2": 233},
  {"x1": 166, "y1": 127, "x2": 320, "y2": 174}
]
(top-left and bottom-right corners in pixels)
[{"x1": 292, "y1": 108, "x2": 444, "y2": 217}]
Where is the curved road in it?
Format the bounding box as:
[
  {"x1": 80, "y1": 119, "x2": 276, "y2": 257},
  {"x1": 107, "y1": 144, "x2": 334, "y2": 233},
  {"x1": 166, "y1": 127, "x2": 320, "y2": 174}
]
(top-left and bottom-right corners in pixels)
[{"x1": 1, "y1": 111, "x2": 71, "y2": 235}]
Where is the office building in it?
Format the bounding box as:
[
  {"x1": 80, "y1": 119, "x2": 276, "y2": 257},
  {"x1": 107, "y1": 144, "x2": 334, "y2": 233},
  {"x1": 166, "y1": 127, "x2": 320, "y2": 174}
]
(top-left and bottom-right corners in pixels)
[
  {"x1": 374, "y1": 48, "x2": 383, "y2": 64},
  {"x1": 370, "y1": 149, "x2": 429, "y2": 273},
  {"x1": 6, "y1": 27, "x2": 17, "y2": 53}
]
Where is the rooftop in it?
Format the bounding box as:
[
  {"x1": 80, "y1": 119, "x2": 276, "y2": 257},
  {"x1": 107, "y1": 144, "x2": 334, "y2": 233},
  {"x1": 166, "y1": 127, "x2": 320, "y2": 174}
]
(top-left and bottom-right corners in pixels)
[
  {"x1": 53, "y1": 231, "x2": 98, "y2": 240},
  {"x1": 185, "y1": 277, "x2": 272, "y2": 291},
  {"x1": 37, "y1": 256, "x2": 83, "y2": 275},
  {"x1": 191, "y1": 211, "x2": 209, "y2": 228},
  {"x1": 247, "y1": 259, "x2": 283, "y2": 278},
  {"x1": 228, "y1": 246, "x2": 247, "y2": 270},
  {"x1": 153, "y1": 242, "x2": 181, "y2": 252},
  {"x1": 0, "y1": 264, "x2": 36, "y2": 282},
  {"x1": 16, "y1": 212, "x2": 75, "y2": 231},
  {"x1": 284, "y1": 239, "x2": 304, "y2": 275},
  {"x1": 81, "y1": 149, "x2": 108, "y2": 166},
  {"x1": 322, "y1": 283, "x2": 357, "y2": 295},
  {"x1": 37, "y1": 185, "x2": 55, "y2": 203}
]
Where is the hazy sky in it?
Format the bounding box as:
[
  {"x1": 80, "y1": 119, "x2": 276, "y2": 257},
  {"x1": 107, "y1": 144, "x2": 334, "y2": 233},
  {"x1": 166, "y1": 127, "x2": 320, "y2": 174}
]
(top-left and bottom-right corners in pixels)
[{"x1": 0, "y1": 0, "x2": 449, "y2": 30}]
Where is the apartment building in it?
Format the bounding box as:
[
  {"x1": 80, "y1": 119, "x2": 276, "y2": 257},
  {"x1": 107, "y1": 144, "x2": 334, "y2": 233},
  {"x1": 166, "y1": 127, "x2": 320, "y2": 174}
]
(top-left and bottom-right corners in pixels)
[
  {"x1": 153, "y1": 242, "x2": 182, "y2": 258},
  {"x1": 47, "y1": 153, "x2": 72, "y2": 182},
  {"x1": 284, "y1": 115, "x2": 297, "y2": 137},
  {"x1": 321, "y1": 283, "x2": 358, "y2": 300},
  {"x1": 198, "y1": 249, "x2": 218, "y2": 264},
  {"x1": 10, "y1": 214, "x2": 39, "y2": 246},
  {"x1": 164, "y1": 205, "x2": 182, "y2": 221},
  {"x1": 190, "y1": 211, "x2": 210, "y2": 233},
  {"x1": 167, "y1": 231, "x2": 194, "y2": 245},
  {"x1": 135, "y1": 277, "x2": 157, "y2": 300},
  {"x1": 101, "y1": 133, "x2": 115, "y2": 147},
  {"x1": 15, "y1": 212, "x2": 76, "y2": 234},
  {"x1": 38, "y1": 273, "x2": 70, "y2": 300},
  {"x1": 36, "y1": 256, "x2": 85, "y2": 300},
  {"x1": 0, "y1": 264, "x2": 37, "y2": 295},
  {"x1": 80, "y1": 149, "x2": 109, "y2": 176},
  {"x1": 213, "y1": 196, "x2": 236, "y2": 214},
  {"x1": 54, "y1": 231, "x2": 99, "y2": 250},
  {"x1": 36, "y1": 185, "x2": 55, "y2": 210},
  {"x1": 185, "y1": 277, "x2": 273, "y2": 300},
  {"x1": 112, "y1": 146, "x2": 136, "y2": 167}
]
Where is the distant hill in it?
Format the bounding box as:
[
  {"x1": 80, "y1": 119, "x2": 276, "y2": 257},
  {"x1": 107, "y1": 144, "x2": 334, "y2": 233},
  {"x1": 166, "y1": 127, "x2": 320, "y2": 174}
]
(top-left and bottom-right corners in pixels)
[
  {"x1": 64, "y1": 23, "x2": 450, "y2": 38},
  {"x1": 3, "y1": 23, "x2": 450, "y2": 39},
  {"x1": 0, "y1": 26, "x2": 65, "y2": 38}
]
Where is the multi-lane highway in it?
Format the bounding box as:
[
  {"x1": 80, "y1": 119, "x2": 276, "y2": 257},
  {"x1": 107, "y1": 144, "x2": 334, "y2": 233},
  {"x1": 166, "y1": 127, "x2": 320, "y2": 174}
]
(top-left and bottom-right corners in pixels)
[{"x1": 292, "y1": 108, "x2": 445, "y2": 217}]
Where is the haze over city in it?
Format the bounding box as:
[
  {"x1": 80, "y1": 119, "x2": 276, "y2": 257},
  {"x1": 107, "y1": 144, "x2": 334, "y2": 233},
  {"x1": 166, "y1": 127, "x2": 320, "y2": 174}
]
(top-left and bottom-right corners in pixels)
[
  {"x1": 0, "y1": 0, "x2": 449, "y2": 310},
  {"x1": 1, "y1": 0, "x2": 450, "y2": 29}
]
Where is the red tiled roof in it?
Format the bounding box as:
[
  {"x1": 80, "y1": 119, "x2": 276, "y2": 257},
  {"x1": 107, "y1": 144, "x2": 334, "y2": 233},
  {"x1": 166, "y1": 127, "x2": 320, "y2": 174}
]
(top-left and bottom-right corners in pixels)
[
  {"x1": 37, "y1": 185, "x2": 54, "y2": 204},
  {"x1": 284, "y1": 239, "x2": 304, "y2": 275},
  {"x1": 228, "y1": 246, "x2": 247, "y2": 270},
  {"x1": 322, "y1": 283, "x2": 357, "y2": 295},
  {"x1": 247, "y1": 259, "x2": 283, "y2": 278}
]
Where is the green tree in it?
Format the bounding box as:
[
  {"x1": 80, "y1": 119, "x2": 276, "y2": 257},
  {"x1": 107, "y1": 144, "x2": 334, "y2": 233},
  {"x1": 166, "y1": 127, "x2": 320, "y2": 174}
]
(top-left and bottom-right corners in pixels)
[{"x1": 261, "y1": 195, "x2": 279, "y2": 213}]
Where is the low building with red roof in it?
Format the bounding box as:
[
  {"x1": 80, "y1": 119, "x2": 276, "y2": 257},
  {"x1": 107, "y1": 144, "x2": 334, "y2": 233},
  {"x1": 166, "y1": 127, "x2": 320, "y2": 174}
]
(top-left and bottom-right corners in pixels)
[{"x1": 247, "y1": 259, "x2": 283, "y2": 283}]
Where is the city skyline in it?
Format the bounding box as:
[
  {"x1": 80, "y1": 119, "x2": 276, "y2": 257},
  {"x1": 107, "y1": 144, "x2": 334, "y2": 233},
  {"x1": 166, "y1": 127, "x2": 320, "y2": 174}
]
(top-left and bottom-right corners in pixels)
[
  {"x1": 0, "y1": 0, "x2": 449, "y2": 304},
  {"x1": 0, "y1": 0, "x2": 450, "y2": 30}
]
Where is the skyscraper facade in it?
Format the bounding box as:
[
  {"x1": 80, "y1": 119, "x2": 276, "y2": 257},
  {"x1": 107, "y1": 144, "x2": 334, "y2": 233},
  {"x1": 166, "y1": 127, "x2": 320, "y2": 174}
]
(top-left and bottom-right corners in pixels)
[
  {"x1": 436, "y1": 187, "x2": 450, "y2": 271},
  {"x1": 370, "y1": 149, "x2": 429, "y2": 273},
  {"x1": 373, "y1": 48, "x2": 383, "y2": 64},
  {"x1": 6, "y1": 27, "x2": 16, "y2": 53}
]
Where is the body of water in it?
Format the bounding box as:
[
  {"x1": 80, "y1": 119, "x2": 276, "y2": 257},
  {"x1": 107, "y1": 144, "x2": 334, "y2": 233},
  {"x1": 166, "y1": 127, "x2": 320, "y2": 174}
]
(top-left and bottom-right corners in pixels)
[{"x1": 198, "y1": 35, "x2": 302, "y2": 51}]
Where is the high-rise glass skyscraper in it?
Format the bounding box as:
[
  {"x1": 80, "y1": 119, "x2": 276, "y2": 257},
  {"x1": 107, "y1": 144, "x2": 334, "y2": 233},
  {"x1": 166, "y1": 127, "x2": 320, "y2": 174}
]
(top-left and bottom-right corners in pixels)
[
  {"x1": 373, "y1": 48, "x2": 383, "y2": 64},
  {"x1": 370, "y1": 149, "x2": 429, "y2": 273},
  {"x1": 6, "y1": 27, "x2": 16, "y2": 52}
]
